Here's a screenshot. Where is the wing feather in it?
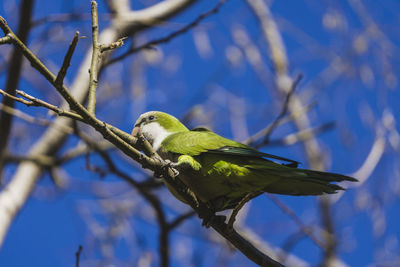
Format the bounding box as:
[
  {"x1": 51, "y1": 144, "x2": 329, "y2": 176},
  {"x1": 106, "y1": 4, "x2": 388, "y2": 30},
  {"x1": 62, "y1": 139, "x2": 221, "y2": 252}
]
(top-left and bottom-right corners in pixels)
[
  {"x1": 160, "y1": 130, "x2": 298, "y2": 165},
  {"x1": 208, "y1": 146, "x2": 299, "y2": 165}
]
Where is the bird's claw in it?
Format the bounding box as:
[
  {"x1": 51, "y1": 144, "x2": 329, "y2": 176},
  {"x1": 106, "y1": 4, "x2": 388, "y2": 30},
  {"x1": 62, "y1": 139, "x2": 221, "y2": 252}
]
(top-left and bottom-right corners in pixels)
[
  {"x1": 163, "y1": 159, "x2": 180, "y2": 177},
  {"x1": 153, "y1": 160, "x2": 179, "y2": 179}
]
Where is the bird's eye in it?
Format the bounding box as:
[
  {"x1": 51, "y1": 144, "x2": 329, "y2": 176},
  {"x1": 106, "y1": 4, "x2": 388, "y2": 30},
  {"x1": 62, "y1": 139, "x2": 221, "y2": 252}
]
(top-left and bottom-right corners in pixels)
[{"x1": 148, "y1": 115, "x2": 155, "y2": 121}]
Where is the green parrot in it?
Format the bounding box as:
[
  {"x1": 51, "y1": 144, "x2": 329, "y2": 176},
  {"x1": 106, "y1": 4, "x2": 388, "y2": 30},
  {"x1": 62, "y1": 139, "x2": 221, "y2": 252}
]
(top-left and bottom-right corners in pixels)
[{"x1": 132, "y1": 111, "x2": 356, "y2": 212}]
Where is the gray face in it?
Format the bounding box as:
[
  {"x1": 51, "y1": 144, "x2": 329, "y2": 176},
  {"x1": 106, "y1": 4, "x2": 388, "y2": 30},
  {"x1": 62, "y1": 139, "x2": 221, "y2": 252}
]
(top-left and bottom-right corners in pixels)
[
  {"x1": 134, "y1": 112, "x2": 158, "y2": 128},
  {"x1": 132, "y1": 112, "x2": 171, "y2": 151}
]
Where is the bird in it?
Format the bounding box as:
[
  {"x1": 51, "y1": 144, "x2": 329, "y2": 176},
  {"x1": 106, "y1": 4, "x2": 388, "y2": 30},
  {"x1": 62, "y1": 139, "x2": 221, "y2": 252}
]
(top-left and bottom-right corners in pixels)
[{"x1": 131, "y1": 111, "x2": 357, "y2": 213}]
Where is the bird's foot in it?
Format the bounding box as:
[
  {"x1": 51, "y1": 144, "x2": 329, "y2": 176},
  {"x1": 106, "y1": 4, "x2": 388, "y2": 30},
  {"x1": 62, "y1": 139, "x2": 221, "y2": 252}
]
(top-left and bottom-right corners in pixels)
[
  {"x1": 201, "y1": 214, "x2": 226, "y2": 228},
  {"x1": 163, "y1": 159, "x2": 180, "y2": 177},
  {"x1": 154, "y1": 159, "x2": 179, "y2": 179}
]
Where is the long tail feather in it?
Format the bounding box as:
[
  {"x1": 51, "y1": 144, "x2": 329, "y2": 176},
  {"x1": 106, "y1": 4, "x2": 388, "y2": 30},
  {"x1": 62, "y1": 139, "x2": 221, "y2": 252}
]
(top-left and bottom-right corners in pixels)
[{"x1": 253, "y1": 166, "x2": 357, "y2": 196}]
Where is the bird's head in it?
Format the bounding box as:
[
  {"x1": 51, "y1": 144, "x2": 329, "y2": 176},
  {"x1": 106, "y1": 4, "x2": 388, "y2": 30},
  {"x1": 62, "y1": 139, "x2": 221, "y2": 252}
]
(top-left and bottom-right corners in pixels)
[{"x1": 131, "y1": 111, "x2": 188, "y2": 150}]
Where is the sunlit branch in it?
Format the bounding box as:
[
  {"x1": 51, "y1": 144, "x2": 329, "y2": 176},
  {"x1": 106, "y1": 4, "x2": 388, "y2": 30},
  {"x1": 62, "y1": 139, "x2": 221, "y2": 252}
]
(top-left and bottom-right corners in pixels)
[{"x1": 87, "y1": 1, "x2": 100, "y2": 114}]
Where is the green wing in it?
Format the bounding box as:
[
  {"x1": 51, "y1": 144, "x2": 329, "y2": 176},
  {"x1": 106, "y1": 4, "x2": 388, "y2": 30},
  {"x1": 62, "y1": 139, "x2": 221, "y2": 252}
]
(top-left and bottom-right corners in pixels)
[
  {"x1": 160, "y1": 130, "x2": 298, "y2": 164},
  {"x1": 161, "y1": 130, "x2": 245, "y2": 156}
]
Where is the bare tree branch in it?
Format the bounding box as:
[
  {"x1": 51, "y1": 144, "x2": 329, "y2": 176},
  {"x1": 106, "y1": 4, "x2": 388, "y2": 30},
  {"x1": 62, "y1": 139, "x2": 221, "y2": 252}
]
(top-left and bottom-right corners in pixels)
[
  {"x1": 247, "y1": 74, "x2": 303, "y2": 149},
  {"x1": 87, "y1": 1, "x2": 101, "y2": 114},
  {"x1": 0, "y1": 0, "x2": 197, "y2": 249},
  {"x1": 55, "y1": 31, "x2": 80, "y2": 87}
]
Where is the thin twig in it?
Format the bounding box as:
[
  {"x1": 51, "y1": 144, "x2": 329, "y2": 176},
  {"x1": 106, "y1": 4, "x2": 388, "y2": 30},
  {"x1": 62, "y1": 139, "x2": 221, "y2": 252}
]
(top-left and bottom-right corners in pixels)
[
  {"x1": 55, "y1": 31, "x2": 80, "y2": 87},
  {"x1": 87, "y1": 1, "x2": 100, "y2": 114},
  {"x1": 2, "y1": 87, "x2": 141, "y2": 155},
  {"x1": 100, "y1": 37, "x2": 127, "y2": 53},
  {"x1": 167, "y1": 211, "x2": 196, "y2": 230},
  {"x1": 227, "y1": 192, "x2": 262, "y2": 231},
  {"x1": 0, "y1": 89, "x2": 32, "y2": 105},
  {"x1": 15, "y1": 90, "x2": 84, "y2": 121},
  {"x1": 75, "y1": 245, "x2": 83, "y2": 267},
  {"x1": 1, "y1": 87, "x2": 139, "y2": 156},
  {"x1": 243, "y1": 101, "x2": 316, "y2": 146},
  {"x1": 252, "y1": 74, "x2": 303, "y2": 149},
  {"x1": 260, "y1": 74, "x2": 303, "y2": 144}
]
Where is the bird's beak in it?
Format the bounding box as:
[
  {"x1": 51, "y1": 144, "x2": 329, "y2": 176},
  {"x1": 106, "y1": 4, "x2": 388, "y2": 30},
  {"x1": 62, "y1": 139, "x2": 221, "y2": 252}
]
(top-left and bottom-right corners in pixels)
[{"x1": 131, "y1": 125, "x2": 140, "y2": 137}]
